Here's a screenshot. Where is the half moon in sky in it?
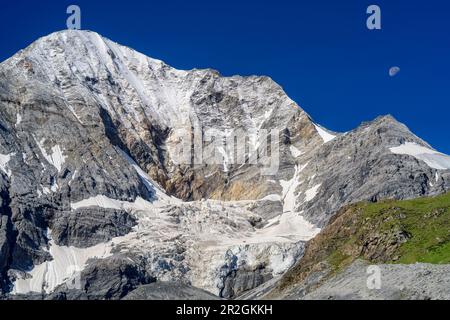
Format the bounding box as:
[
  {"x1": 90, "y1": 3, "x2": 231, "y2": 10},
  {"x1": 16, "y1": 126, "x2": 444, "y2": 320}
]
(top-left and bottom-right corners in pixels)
[{"x1": 389, "y1": 66, "x2": 400, "y2": 77}]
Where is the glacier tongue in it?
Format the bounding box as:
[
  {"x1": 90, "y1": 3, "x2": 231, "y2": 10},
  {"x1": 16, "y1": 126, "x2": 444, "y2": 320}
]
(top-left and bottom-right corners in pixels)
[
  {"x1": 13, "y1": 179, "x2": 320, "y2": 296},
  {"x1": 115, "y1": 196, "x2": 319, "y2": 297}
]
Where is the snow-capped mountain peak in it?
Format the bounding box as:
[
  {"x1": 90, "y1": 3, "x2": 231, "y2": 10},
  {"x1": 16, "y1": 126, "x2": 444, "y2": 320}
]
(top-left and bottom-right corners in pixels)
[{"x1": 0, "y1": 30, "x2": 449, "y2": 299}]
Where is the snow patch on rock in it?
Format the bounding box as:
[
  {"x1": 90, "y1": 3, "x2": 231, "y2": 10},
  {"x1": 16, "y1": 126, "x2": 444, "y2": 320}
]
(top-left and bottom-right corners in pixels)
[
  {"x1": 117, "y1": 148, "x2": 178, "y2": 202},
  {"x1": 35, "y1": 138, "x2": 66, "y2": 173},
  {"x1": 15, "y1": 113, "x2": 22, "y2": 126},
  {"x1": 0, "y1": 153, "x2": 14, "y2": 177},
  {"x1": 290, "y1": 145, "x2": 303, "y2": 158},
  {"x1": 390, "y1": 142, "x2": 450, "y2": 170},
  {"x1": 313, "y1": 123, "x2": 336, "y2": 143},
  {"x1": 280, "y1": 163, "x2": 308, "y2": 213},
  {"x1": 71, "y1": 194, "x2": 156, "y2": 212},
  {"x1": 305, "y1": 184, "x2": 321, "y2": 202}
]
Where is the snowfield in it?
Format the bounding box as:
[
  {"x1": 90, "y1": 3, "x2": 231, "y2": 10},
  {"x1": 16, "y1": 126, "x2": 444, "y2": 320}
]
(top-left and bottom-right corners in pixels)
[{"x1": 390, "y1": 142, "x2": 450, "y2": 170}]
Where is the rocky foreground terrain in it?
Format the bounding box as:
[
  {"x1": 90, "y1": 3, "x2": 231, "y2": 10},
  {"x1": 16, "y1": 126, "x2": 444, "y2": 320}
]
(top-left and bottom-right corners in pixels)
[{"x1": 0, "y1": 30, "x2": 449, "y2": 300}]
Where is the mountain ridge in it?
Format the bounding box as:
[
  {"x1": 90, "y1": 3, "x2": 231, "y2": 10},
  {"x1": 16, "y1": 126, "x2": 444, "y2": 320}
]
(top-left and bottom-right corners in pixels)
[{"x1": 0, "y1": 30, "x2": 449, "y2": 299}]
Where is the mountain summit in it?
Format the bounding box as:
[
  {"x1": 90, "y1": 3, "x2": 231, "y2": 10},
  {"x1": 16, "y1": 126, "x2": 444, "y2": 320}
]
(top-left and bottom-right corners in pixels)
[{"x1": 0, "y1": 30, "x2": 449, "y2": 299}]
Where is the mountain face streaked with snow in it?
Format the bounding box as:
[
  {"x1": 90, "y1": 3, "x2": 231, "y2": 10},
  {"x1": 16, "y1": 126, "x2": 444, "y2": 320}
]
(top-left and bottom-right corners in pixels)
[{"x1": 0, "y1": 30, "x2": 449, "y2": 299}]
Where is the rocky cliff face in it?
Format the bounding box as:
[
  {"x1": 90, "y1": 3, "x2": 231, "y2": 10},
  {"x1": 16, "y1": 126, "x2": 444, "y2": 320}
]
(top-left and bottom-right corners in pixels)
[{"x1": 0, "y1": 30, "x2": 449, "y2": 299}]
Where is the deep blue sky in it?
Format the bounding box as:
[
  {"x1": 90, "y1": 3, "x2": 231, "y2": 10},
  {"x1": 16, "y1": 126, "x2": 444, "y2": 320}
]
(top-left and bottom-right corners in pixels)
[{"x1": 1, "y1": 0, "x2": 449, "y2": 153}]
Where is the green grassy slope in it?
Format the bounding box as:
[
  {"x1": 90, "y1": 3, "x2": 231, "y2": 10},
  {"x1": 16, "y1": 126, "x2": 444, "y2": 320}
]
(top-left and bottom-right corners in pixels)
[
  {"x1": 362, "y1": 193, "x2": 450, "y2": 264},
  {"x1": 275, "y1": 192, "x2": 450, "y2": 293}
]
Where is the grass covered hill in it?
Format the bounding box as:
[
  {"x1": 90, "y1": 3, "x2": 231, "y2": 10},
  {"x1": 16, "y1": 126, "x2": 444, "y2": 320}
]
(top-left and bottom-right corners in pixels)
[{"x1": 273, "y1": 192, "x2": 450, "y2": 295}]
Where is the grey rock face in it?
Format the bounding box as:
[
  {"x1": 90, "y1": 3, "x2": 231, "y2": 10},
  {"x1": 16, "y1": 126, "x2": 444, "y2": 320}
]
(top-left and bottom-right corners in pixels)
[
  {"x1": 220, "y1": 265, "x2": 273, "y2": 299},
  {"x1": 50, "y1": 208, "x2": 136, "y2": 247},
  {"x1": 0, "y1": 210, "x2": 13, "y2": 292},
  {"x1": 0, "y1": 30, "x2": 449, "y2": 299},
  {"x1": 48, "y1": 255, "x2": 155, "y2": 300},
  {"x1": 122, "y1": 282, "x2": 220, "y2": 300},
  {"x1": 299, "y1": 260, "x2": 450, "y2": 300}
]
